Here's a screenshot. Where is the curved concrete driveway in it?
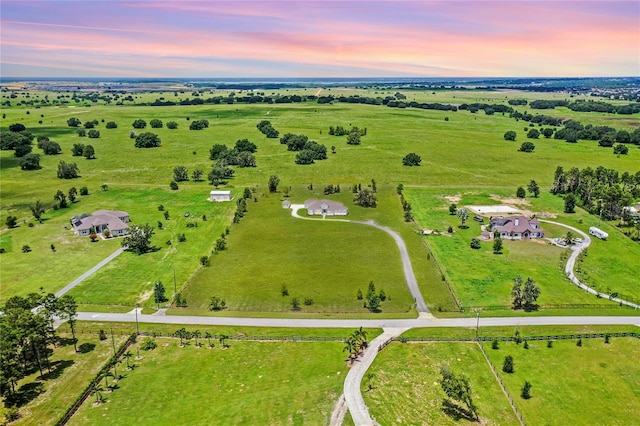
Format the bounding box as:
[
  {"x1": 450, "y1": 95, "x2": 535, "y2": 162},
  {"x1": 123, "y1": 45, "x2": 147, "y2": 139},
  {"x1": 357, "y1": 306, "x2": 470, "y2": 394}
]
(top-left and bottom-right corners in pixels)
[
  {"x1": 541, "y1": 220, "x2": 639, "y2": 309},
  {"x1": 289, "y1": 205, "x2": 429, "y2": 313}
]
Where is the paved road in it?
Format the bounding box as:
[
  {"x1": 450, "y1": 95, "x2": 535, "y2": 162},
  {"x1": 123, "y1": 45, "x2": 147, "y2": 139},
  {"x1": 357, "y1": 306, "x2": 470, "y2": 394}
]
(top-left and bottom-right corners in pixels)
[
  {"x1": 55, "y1": 247, "x2": 124, "y2": 298},
  {"x1": 343, "y1": 328, "x2": 409, "y2": 426},
  {"x1": 76, "y1": 311, "x2": 640, "y2": 328},
  {"x1": 289, "y1": 205, "x2": 429, "y2": 313},
  {"x1": 541, "y1": 220, "x2": 639, "y2": 309}
]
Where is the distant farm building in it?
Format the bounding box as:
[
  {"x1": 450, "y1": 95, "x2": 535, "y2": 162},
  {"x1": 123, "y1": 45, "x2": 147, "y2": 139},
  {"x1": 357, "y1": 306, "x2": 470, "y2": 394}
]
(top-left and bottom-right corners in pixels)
[
  {"x1": 71, "y1": 210, "x2": 130, "y2": 237},
  {"x1": 304, "y1": 199, "x2": 348, "y2": 216},
  {"x1": 490, "y1": 216, "x2": 544, "y2": 240},
  {"x1": 209, "y1": 190, "x2": 233, "y2": 202},
  {"x1": 589, "y1": 226, "x2": 609, "y2": 240}
]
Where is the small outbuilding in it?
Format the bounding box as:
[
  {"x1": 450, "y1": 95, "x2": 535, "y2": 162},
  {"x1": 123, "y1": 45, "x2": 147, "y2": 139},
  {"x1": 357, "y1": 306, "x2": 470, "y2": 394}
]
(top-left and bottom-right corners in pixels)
[{"x1": 209, "y1": 190, "x2": 233, "y2": 202}]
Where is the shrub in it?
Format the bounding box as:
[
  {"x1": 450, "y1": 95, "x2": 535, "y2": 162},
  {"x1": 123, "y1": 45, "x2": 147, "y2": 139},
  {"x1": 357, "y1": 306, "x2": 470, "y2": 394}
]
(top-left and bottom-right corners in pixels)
[
  {"x1": 519, "y1": 141, "x2": 536, "y2": 152},
  {"x1": 470, "y1": 238, "x2": 481, "y2": 249},
  {"x1": 503, "y1": 130, "x2": 517, "y2": 141},
  {"x1": 141, "y1": 337, "x2": 157, "y2": 351},
  {"x1": 521, "y1": 381, "x2": 532, "y2": 399},
  {"x1": 491, "y1": 339, "x2": 499, "y2": 349}
]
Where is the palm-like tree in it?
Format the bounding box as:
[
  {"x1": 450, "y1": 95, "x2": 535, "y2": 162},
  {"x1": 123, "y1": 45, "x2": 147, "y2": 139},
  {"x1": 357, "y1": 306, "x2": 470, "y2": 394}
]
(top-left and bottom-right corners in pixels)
[
  {"x1": 457, "y1": 208, "x2": 470, "y2": 228},
  {"x1": 30, "y1": 200, "x2": 46, "y2": 223},
  {"x1": 219, "y1": 334, "x2": 229, "y2": 348},
  {"x1": 91, "y1": 383, "x2": 104, "y2": 403},
  {"x1": 343, "y1": 336, "x2": 356, "y2": 361},
  {"x1": 102, "y1": 371, "x2": 114, "y2": 390},
  {"x1": 123, "y1": 351, "x2": 134, "y2": 369},
  {"x1": 193, "y1": 330, "x2": 201, "y2": 347},
  {"x1": 112, "y1": 358, "x2": 122, "y2": 379},
  {"x1": 204, "y1": 332, "x2": 214, "y2": 348},
  {"x1": 175, "y1": 328, "x2": 187, "y2": 346}
]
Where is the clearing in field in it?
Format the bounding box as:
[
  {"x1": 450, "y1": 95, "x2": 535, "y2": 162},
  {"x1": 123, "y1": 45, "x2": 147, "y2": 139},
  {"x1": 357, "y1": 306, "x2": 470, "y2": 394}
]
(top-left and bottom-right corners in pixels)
[{"x1": 67, "y1": 338, "x2": 347, "y2": 425}]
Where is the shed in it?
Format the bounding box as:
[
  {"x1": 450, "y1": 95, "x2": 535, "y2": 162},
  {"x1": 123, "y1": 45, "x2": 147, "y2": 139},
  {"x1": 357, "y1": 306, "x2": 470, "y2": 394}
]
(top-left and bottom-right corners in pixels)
[{"x1": 209, "y1": 190, "x2": 233, "y2": 202}]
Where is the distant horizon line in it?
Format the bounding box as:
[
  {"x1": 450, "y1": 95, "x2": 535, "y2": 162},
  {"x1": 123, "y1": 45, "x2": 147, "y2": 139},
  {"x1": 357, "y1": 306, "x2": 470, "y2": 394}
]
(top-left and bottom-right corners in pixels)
[{"x1": 2, "y1": 76, "x2": 638, "y2": 82}]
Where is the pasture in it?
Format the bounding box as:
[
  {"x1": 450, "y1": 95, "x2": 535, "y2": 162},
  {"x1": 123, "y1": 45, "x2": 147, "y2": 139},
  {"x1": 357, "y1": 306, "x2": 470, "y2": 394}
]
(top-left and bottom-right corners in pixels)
[
  {"x1": 364, "y1": 341, "x2": 519, "y2": 425},
  {"x1": 178, "y1": 186, "x2": 442, "y2": 316},
  {"x1": 485, "y1": 337, "x2": 640, "y2": 425},
  {"x1": 3, "y1": 332, "x2": 128, "y2": 426},
  {"x1": 67, "y1": 337, "x2": 348, "y2": 425},
  {"x1": 1, "y1": 88, "x2": 638, "y2": 313}
]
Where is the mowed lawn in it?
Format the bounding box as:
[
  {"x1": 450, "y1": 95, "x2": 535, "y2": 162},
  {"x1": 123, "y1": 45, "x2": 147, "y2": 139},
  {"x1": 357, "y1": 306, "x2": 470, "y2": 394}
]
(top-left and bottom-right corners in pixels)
[
  {"x1": 486, "y1": 337, "x2": 640, "y2": 425},
  {"x1": 0, "y1": 185, "x2": 234, "y2": 307},
  {"x1": 403, "y1": 187, "x2": 637, "y2": 309},
  {"x1": 179, "y1": 188, "x2": 417, "y2": 315},
  {"x1": 5, "y1": 333, "x2": 127, "y2": 426},
  {"x1": 67, "y1": 338, "x2": 348, "y2": 425},
  {"x1": 364, "y1": 342, "x2": 518, "y2": 425}
]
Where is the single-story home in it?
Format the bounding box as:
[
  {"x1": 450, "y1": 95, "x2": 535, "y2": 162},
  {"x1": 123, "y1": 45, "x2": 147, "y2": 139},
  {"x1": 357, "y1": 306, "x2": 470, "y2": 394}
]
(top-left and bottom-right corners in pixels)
[
  {"x1": 304, "y1": 199, "x2": 348, "y2": 216},
  {"x1": 71, "y1": 210, "x2": 130, "y2": 237},
  {"x1": 210, "y1": 190, "x2": 233, "y2": 202},
  {"x1": 489, "y1": 215, "x2": 544, "y2": 240}
]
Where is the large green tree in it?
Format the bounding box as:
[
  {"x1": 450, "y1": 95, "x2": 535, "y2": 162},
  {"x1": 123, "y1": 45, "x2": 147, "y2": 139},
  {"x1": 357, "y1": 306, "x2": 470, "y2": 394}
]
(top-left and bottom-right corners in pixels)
[
  {"x1": 134, "y1": 132, "x2": 161, "y2": 148},
  {"x1": 440, "y1": 365, "x2": 478, "y2": 420},
  {"x1": 122, "y1": 223, "x2": 155, "y2": 255}
]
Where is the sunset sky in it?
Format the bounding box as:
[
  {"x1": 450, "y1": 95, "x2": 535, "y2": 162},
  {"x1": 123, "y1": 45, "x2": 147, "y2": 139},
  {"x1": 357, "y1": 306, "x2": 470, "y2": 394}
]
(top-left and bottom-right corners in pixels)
[{"x1": 1, "y1": 1, "x2": 638, "y2": 78}]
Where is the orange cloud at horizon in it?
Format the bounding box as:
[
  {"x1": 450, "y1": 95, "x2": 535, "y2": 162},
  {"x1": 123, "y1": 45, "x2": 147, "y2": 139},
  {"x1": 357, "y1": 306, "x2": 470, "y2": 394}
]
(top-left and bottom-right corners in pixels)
[{"x1": 1, "y1": 1, "x2": 638, "y2": 77}]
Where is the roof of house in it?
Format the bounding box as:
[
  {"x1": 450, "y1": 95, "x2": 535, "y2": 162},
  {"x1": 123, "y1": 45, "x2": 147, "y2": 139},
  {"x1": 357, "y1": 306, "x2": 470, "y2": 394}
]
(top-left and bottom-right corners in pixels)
[
  {"x1": 304, "y1": 199, "x2": 348, "y2": 212},
  {"x1": 72, "y1": 210, "x2": 129, "y2": 231},
  {"x1": 490, "y1": 215, "x2": 542, "y2": 234},
  {"x1": 210, "y1": 190, "x2": 232, "y2": 195},
  {"x1": 93, "y1": 209, "x2": 129, "y2": 218}
]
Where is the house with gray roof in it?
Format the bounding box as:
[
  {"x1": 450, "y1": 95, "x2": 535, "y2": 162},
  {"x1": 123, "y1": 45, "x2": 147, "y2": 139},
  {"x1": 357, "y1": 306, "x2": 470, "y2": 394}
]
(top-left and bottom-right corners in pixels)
[
  {"x1": 70, "y1": 210, "x2": 130, "y2": 237},
  {"x1": 490, "y1": 215, "x2": 543, "y2": 240},
  {"x1": 304, "y1": 199, "x2": 348, "y2": 216}
]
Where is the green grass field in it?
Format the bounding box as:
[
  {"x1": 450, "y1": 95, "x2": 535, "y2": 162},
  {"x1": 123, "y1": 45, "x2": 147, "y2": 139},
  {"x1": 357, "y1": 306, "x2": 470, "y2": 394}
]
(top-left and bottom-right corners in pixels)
[
  {"x1": 180, "y1": 188, "x2": 413, "y2": 315},
  {"x1": 3, "y1": 333, "x2": 127, "y2": 426},
  {"x1": 0, "y1": 185, "x2": 235, "y2": 308},
  {"x1": 364, "y1": 341, "x2": 519, "y2": 425},
  {"x1": 485, "y1": 337, "x2": 640, "y2": 425},
  {"x1": 1, "y1": 89, "x2": 638, "y2": 312},
  {"x1": 67, "y1": 337, "x2": 348, "y2": 425},
  {"x1": 403, "y1": 187, "x2": 640, "y2": 310}
]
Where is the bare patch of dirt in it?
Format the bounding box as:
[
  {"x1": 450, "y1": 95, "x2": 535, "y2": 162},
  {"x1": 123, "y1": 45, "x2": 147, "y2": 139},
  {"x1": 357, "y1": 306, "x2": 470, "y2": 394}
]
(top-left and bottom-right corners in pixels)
[
  {"x1": 444, "y1": 194, "x2": 462, "y2": 204},
  {"x1": 536, "y1": 211, "x2": 557, "y2": 218},
  {"x1": 490, "y1": 195, "x2": 531, "y2": 207},
  {"x1": 137, "y1": 289, "x2": 153, "y2": 304}
]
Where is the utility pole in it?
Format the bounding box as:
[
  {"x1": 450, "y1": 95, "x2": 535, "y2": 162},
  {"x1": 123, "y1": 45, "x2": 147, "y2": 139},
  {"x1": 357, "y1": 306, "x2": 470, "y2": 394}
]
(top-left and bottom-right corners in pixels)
[
  {"x1": 173, "y1": 267, "x2": 177, "y2": 295},
  {"x1": 135, "y1": 303, "x2": 140, "y2": 336},
  {"x1": 475, "y1": 311, "x2": 480, "y2": 340}
]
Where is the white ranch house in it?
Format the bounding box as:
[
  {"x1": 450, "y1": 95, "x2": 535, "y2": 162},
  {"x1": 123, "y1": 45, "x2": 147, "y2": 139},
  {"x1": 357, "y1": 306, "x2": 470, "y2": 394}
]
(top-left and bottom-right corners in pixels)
[
  {"x1": 490, "y1": 215, "x2": 544, "y2": 240},
  {"x1": 71, "y1": 210, "x2": 130, "y2": 237},
  {"x1": 304, "y1": 199, "x2": 348, "y2": 216},
  {"x1": 209, "y1": 190, "x2": 233, "y2": 202}
]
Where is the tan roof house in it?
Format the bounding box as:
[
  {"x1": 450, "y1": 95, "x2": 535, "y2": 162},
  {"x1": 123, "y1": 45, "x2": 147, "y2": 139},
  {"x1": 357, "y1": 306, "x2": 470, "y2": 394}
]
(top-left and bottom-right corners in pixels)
[
  {"x1": 304, "y1": 199, "x2": 348, "y2": 216},
  {"x1": 490, "y1": 215, "x2": 543, "y2": 240},
  {"x1": 71, "y1": 210, "x2": 130, "y2": 237}
]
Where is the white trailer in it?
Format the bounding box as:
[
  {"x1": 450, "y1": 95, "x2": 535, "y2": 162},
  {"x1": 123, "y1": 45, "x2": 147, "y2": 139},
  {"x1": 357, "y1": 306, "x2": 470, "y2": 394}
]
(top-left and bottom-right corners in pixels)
[{"x1": 589, "y1": 226, "x2": 608, "y2": 240}]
